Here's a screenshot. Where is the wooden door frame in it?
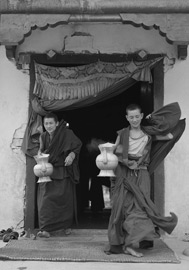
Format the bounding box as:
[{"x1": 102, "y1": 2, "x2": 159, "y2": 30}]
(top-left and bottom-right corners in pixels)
[{"x1": 152, "y1": 59, "x2": 165, "y2": 215}]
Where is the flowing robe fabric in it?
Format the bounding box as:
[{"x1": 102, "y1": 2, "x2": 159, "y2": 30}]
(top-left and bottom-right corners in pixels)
[
  {"x1": 107, "y1": 102, "x2": 185, "y2": 253},
  {"x1": 37, "y1": 120, "x2": 82, "y2": 232}
]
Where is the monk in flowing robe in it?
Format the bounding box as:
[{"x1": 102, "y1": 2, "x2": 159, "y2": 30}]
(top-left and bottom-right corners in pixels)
[
  {"x1": 37, "y1": 112, "x2": 82, "y2": 238},
  {"x1": 106, "y1": 103, "x2": 185, "y2": 257}
]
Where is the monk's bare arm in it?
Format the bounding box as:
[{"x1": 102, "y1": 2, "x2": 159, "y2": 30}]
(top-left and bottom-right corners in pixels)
[{"x1": 112, "y1": 135, "x2": 120, "y2": 152}]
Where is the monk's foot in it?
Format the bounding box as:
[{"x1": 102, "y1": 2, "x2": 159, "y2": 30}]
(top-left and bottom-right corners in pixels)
[
  {"x1": 37, "y1": 230, "x2": 50, "y2": 238},
  {"x1": 104, "y1": 250, "x2": 112, "y2": 255},
  {"x1": 64, "y1": 228, "x2": 71, "y2": 235},
  {"x1": 124, "y1": 247, "x2": 143, "y2": 258}
]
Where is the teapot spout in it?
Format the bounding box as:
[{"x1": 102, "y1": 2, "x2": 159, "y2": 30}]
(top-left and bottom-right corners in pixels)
[
  {"x1": 34, "y1": 155, "x2": 39, "y2": 163},
  {"x1": 34, "y1": 153, "x2": 50, "y2": 163}
]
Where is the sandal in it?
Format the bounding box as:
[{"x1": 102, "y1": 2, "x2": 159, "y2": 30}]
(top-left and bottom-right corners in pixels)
[
  {"x1": 3, "y1": 231, "x2": 19, "y2": 242},
  {"x1": 64, "y1": 228, "x2": 71, "y2": 235},
  {"x1": 0, "y1": 228, "x2": 13, "y2": 240},
  {"x1": 0, "y1": 229, "x2": 6, "y2": 239}
]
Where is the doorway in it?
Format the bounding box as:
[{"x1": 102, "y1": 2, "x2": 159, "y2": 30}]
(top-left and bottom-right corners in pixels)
[
  {"x1": 54, "y1": 82, "x2": 151, "y2": 228},
  {"x1": 25, "y1": 57, "x2": 164, "y2": 231}
]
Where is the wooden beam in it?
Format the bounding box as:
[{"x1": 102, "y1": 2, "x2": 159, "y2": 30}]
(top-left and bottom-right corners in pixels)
[
  {"x1": 1, "y1": 0, "x2": 189, "y2": 14},
  {"x1": 152, "y1": 59, "x2": 165, "y2": 216},
  {"x1": 25, "y1": 156, "x2": 37, "y2": 230}
]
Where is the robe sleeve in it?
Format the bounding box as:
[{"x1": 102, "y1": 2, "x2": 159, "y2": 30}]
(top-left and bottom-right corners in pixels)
[
  {"x1": 143, "y1": 102, "x2": 181, "y2": 135},
  {"x1": 148, "y1": 119, "x2": 186, "y2": 175}
]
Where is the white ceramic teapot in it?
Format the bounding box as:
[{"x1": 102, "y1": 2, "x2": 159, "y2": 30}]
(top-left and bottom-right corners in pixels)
[
  {"x1": 33, "y1": 153, "x2": 53, "y2": 183},
  {"x1": 96, "y1": 142, "x2": 118, "y2": 177}
]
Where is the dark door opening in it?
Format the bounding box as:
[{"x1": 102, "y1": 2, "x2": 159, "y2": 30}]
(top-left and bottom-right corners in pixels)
[{"x1": 54, "y1": 82, "x2": 148, "y2": 228}]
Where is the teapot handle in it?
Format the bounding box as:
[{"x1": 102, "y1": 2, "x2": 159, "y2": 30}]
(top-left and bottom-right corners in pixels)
[
  {"x1": 102, "y1": 148, "x2": 108, "y2": 164},
  {"x1": 41, "y1": 163, "x2": 47, "y2": 173}
]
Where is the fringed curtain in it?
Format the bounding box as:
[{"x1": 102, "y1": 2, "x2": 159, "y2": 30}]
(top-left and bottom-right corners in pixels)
[
  {"x1": 22, "y1": 57, "x2": 163, "y2": 156},
  {"x1": 34, "y1": 60, "x2": 153, "y2": 102}
]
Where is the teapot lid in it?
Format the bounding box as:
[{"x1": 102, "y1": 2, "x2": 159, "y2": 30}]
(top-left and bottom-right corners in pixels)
[{"x1": 98, "y1": 142, "x2": 114, "y2": 148}]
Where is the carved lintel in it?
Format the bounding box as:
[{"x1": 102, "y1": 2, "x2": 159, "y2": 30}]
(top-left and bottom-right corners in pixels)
[
  {"x1": 178, "y1": 45, "x2": 188, "y2": 60},
  {"x1": 163, "y1": 56, "x2": 175, "y2": 72},
  {"x1": 18, "y1": 53, "x2": 31, "y2": 64},
  {"x1": 46, "y1": 50, "x2": 56, "y2": 59},
  {"x1": 15, "y1": 53, "x2": 30, "y2": 73},
  {"x1": 1, "y1": 14, "x2": 189, "y2": 45}
]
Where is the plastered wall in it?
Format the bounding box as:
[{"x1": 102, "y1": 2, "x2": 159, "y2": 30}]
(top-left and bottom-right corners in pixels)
[
  {"x1": 0, "y1": 46, "x2": 29, "y2": 230},
  {"x1": 164, "y1": 51, "x2": 189, "y2": 238}
]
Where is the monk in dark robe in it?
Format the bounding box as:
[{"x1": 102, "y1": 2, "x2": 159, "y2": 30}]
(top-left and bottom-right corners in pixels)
[
  {"x1": 37, "y1": 112, "x2": 82, "y2": 238},
  {"x1": 106, "y1": 102, "x2": 185, "y2": 257}
]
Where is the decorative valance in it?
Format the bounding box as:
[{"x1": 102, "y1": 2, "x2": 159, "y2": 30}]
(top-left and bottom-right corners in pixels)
[{"x1": 34, "y1": 59, "x2": 156, "y2": 102}]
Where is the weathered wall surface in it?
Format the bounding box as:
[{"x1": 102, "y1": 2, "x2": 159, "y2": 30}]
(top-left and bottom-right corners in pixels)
[
  {"x1": 0, "y1": 46, "x2": 29, "y2": 230},
  {"x1": 164, "y1": 51, "x2": 189, "y2": 238}
]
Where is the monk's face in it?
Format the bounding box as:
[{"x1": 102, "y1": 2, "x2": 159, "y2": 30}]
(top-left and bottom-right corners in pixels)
[
  {"x1": 44, "y1": 117, "x2": 59, "y2": 135},
  {"x1": 126, "y1": 109, "x2": 143, "y2": 129}
]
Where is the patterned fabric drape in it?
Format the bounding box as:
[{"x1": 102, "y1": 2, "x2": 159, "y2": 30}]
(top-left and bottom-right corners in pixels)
[{"x1": 33, "y1": 59, "x2": 157, "y2": 101}]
